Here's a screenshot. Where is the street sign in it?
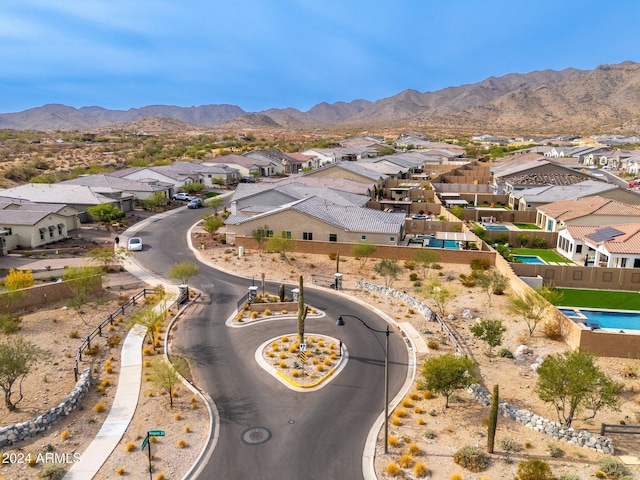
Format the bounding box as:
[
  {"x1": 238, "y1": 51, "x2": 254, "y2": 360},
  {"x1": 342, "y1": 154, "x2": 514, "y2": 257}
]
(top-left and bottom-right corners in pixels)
[
  {"x1": 299, "y1": 343, "x2": 307, "y2": 352},
  {"x1": 141, "y1": 437, "x2": 148, "y2": 451},
  {"x1": 148, "y1": 430, "x2": 165, "y2": 437}
]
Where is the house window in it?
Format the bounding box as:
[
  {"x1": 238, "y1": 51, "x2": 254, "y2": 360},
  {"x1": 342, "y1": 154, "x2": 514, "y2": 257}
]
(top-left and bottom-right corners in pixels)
[
  {"x1": 39, "y1": 228, "x2": 45, "y2": 240},
  {"x1": 389, "y1": 236, "x2": 395, "y2": 243},
  {"x1": 303, "y1": 232, "x2": 313, "y2": 241},
  {"x1": 57, "y1": 224, "x2": 64, "y2": 235},
  {"x1": 49, "y1": 226, "x2": 55, "y2": 238},
  {"x1": 634, "y1": 258, "x2": 640, "y2": 268},
  {"x1": 329, "y1": 234, "x2": 337, "y2": 242},
  {"x1": 285, "y1": 231, "x2": 292, "y2": 239},
  {"x1": 361, "y1": 235, "x2": 367, "y2": 241},
  {"x1": 576, "y1": 245, "x2": 583, "y2": 254},
  {"x1": 621, "y1": 258, "x2": 628, "y2": 268}
]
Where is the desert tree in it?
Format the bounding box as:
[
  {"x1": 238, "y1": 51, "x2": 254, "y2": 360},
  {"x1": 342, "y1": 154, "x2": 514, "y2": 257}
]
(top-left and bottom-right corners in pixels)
[
  {"x1": 475, "y1": 270, "x2": 509, "y2": 307},
  {"x1": 168, "y1": 261, "x2": 200, "y2": 285},
  {"x1": 373, "y1": 258, "x2": 402, "y2": 288},
  {"x1": 205, "y1": 196, "x2": 224, "y2": 215},
  {"x1": 150, "y1": 360, "x2": 180, "y2": 408},
  {"x1": 0, "y1": 269, "x2": 36, "y2": 333},
  {"x1": 470, "y1": 319, "x2": 506, "y2": 357},
  {"x1": 88, "y1": 246, "x2": 131, "y2": 272},
  {"x1": 86, "y1": 204, "x2": 125, "y2": 225},
  {"x1": 141, "y1": 191, "x2": 168, "y2": 211},
  {"x1": 414, "y1": 249, "x2": 438, "y2": 279},
  {"x1": 201, "y1": 215, "x2": 223, "y2": 237},
  {"x1": 420, "y1": 354, "x2": 479, "y2": 408},
  {"x1": 63, "y1": 266, "x2": 103, "y2": 325},
  {"x1": 128, "y1": 306, "x2": 163, "y2": 347},
  {"x1": 251, "y1": 225, "x2": 270, "y2": 256},
  {"x1": 507, "y1": 286, "x2": 563, "y2": 337},
  {"x1": 352, "y1": 242, "x2": 377, "y2": 272},
  {"x1": 0, "y1": 336, "x2": 40, "y2": 410},
  {"x1": 535, "y1": 349, "x2": 621, "y2": 427},
  {"x1": 181, "y1": 182, "x2": 205, "y2": 195},
  {"x1": 422, "y1": 280, "x2": 458, "y2": 317},
  {"x1": 266, "y1": 231, "x2": 295, "y2": 263}
]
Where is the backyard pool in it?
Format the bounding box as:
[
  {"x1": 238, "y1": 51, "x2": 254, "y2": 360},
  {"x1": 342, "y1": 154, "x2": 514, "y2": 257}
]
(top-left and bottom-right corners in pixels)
[
  {"x1": 484, "y1": 225, "x2": 509, "y2": 231},
  {"x1": 426, "y1": 238, "x2": 460, "y2": 249},
  {"x1": 558, "y1": 307, "x2": 640, "y2": 331},
  {"x1": 513, "y1": 255, "x2": 547, "y2": 265}
]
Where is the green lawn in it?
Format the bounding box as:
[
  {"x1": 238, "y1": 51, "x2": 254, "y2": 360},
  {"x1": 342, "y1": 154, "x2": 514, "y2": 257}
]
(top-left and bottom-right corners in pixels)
[
  {"x1": 513, "y1": 223, "x2": 541, "y2": 230},
  {"x1": 552, "y1": 288, "x2": 640, "y2": 310},
  {"x1": 511, "y1": 248, "x2": 573, "y2": 264}
]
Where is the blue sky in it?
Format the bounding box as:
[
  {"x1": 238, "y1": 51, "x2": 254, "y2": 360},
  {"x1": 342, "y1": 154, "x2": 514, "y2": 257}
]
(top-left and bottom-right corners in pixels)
[{"x1": 1, "y1": 0, "x2": 639, "y2": 114}]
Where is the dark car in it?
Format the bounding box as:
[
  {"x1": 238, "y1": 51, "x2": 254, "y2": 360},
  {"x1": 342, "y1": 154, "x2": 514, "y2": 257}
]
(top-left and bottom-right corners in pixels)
[
  {"x1": 240, "y1": 176, "x2": 256, "y2": 183},
  {"x1": 187, "y1": 198, "x2": 204, "y2": 209}
]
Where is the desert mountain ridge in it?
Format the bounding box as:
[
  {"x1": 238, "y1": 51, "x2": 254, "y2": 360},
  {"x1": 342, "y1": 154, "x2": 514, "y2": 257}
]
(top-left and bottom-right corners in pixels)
[{"x1": 2, "y1": 61, "x2": 640, "y2": 135}]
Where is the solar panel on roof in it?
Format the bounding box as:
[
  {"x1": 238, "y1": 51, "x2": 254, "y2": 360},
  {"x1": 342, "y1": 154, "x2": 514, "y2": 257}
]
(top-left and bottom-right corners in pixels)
[{"x1": 586, "y1": 226, "x2": 625, "y2": 242}]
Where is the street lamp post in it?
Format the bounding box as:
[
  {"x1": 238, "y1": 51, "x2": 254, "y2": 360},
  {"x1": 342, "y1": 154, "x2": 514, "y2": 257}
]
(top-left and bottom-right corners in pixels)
[{"x1": 336, "y1": 314, "x2": 392, "y2": 454}]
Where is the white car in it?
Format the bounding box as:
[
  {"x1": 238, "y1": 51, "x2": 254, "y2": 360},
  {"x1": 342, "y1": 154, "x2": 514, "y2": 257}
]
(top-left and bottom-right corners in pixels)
[
  {"x1": 172, "y1": 192, "x2": 194, "y2": 201},
  {"x1": 127, "y1": 237, "x2": 143, "y2": 251}
]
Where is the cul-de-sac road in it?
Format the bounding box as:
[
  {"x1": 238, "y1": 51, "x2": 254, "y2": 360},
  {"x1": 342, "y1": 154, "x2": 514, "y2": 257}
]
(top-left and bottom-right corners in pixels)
[{"x1": 132, "y1": 207, "x2": 409, "y2": 479}]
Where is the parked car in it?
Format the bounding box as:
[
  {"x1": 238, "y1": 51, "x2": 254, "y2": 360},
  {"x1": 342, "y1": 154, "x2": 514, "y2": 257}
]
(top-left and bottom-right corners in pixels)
[
  {"x1": 240, "y1": 176, "x2": 256, "y2": 183},
  {"x1": 172, "y1": 192, "x2": 194, "y2": 201},
  {"x1": 127, "y1": 237, "x2": 143, "y2": 251},
  {"x1": 187, "y1": 198, "x2": 204, "y2": 209}
]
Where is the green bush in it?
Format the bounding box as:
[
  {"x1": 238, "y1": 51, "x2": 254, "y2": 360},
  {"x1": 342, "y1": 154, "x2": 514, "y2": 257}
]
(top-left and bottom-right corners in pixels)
[
  {"x1": 499, "y1": 436, "x2": 522, "y2": 452},
  {"x1": 598, "y1": 456, "x2": 628, "y2": 478},
  {"x1": 547, "y1": 442, "x2": 564, "y2": 457},
  {"x1": 470, "y1": 258, "x2": 491, "y2": 271},
  {"x1": 497, "y1": 348, "x2": 513, "y2": 358},
  {"x1": 514, "y1": 458, "x2": 554, "y2": 480},
  {"x1": 0, "y1": 314, "x2": 22, "y2": 334},
  {"x1": 559, "y1": 474, "x2": 582, "y2": 480},
  {"x1": 38, "y1": 464, "x2": 67, "y2": 480},
  {"x1": 532, "y1": 236, "x2": 548, "y2": 248},
  {"x1": 404, "y1": 260, "x2": 416, "y2": 270},
  {"x1": 453, "y1": 445, "x2": 489, "y2": 472},
  {"x1": 409, "y1": 272, "x2": 419, "y2": 281}
]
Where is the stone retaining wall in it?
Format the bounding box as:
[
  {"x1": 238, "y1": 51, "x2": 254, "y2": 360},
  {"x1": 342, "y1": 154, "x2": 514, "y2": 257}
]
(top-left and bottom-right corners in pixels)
[
  {"x1": 0, "y1": 368, "x2": 92, "y2": 448},
  {"x1": 357, "y1": 280, "x2": 615, "y2": 454},
  {"x1": 469, "y1": 383, "x2": 614, "y2": 453}
]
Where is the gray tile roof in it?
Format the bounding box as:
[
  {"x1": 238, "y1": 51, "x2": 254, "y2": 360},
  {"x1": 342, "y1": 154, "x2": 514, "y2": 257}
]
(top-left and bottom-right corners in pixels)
[
  {"x1": 0, "y1": 183, "x2": 116, "y2": 205},
  {"x1": 62, "y1": 174, "x2": 168, "y2": 193},
  {"x1": 514, "y1": 180, "x2": 616, "y2": 203}
]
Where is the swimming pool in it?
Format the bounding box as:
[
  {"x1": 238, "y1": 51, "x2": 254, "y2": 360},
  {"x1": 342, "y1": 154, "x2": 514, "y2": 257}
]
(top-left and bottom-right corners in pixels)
[
  {"x1": 425, "y1": 238, "x2": 460, "y2": 249},
  {"x1": 513, "y1": 255, "x2": 547, "y2": 265},
  {"x1": 484, "y1": 225, "x2": 509, "y2": 231},
  {"x1": 559, "y1": 307, "x2": 640, "y2": 331}
]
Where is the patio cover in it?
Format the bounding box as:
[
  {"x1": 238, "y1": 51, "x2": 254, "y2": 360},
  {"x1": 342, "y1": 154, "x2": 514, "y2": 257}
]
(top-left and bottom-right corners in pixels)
[{"x1": 435, "y1": 232, "x2": 478, "y2": 242}]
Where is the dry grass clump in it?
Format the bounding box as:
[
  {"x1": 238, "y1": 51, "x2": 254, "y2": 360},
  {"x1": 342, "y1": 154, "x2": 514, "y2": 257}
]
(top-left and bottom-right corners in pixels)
[
  {"x1": 116, "y1": 466, "x2": 125, "y2": 475},
  {"x1": 125, "y1": 442, "x2": 136, "y2": 452},
  {"x1": 60, "y1": 430, "x2": 70, "y2": 440},
  {"x1": 177, "y1": 439, "x2": 187, "y2": 448},
  {"x1": 388, "y1": 435, "x2": 400, "y2": 447},
  {"x1": 94, "y1": 402, "x2": 106, "y2": 413},
  {"x1": 414, "y1": 461, "x2": 429, "y2": 478},
  {"x1": 386, "y1": 462, "x2": 401, "y2": 477},
  {"x1": 400, "y1": 454, "x2": 414, "y2": 468}
]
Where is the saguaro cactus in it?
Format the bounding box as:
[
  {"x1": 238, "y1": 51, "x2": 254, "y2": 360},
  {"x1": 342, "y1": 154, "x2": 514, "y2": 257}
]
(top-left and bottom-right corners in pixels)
[
  {"x1": 297, "y1": 275, "x2": 308, "y2": 345},
  {"x1": 487, "y1": 384, "x2": 499, "y2": 453},
  {"x1": 279, "y1": 283, "x2": 285, "y2": 302}
]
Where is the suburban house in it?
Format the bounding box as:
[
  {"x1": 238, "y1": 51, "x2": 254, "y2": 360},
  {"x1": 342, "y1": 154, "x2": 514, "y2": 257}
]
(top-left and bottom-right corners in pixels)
[
  {"x1": 229, "y1": 182, "x2": 371, "y2": 216},
  {"x1": 490, "y1": 157, "x2": 604, "y2": 195},
  {"x1": 242, "y1": 150, "x2": 318, "y2": 175},
  {"x1": 224, "y1": 195, "x2": 406, "y2": 246},
  {"x1": 557, "y1": 223, "x2": 640, "y2": 268},
  {"x1": 508, "y1": 180, "x2": 621, "y2": 211},
  {"x1": 202, "y1": 154, "x2": 275, "y2": 178},
  {"x1": 0, "y1": 198, "x2": 81, "y2": 252},
  {"x1": 302, "y1": 162, "x2": 387, "y2": 192},
  {"x1": 61, "y1": 174, "x2": 171, "y2": 202},
  {"x1": 393, "y1": 135, "x2": 433, "y2": 149},
  {"x1": 535, "y1": 196, "x2": 640, "y2": 232},
  {"x1": 108, "y1": 162, "x2": 240, "y2": 189},
  {"x1": 0, "y1": 183, "x2": 128, "y2": 221},
  {"x1": 300, "y1": 146, "x2": 379, "y2": 164}
]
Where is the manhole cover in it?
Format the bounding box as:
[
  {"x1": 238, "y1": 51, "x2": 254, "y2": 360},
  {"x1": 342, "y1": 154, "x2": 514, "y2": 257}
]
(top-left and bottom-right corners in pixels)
[{"x1": 241, "y1": 427, "x2": 271, "y2": 445}]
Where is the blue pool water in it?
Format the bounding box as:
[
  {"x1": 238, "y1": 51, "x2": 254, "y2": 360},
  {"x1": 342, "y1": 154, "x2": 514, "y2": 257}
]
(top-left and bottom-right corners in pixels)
[
  {"x1": 426, "y1": 238, "x2": 460, "y2": 249},
  {"x1": 484, "y1": 225, "x2": 509, "y2": 231},
  {"x1": 513, "y1": 255, "x2": 547, "y2": 265},
  {"x1": 559, "y1": 308, "x2": 640, "y2": 331}
]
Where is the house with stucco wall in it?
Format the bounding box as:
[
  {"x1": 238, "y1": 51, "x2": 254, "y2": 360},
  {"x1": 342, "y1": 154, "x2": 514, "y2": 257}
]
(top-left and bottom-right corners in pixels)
[{"x1": 557, "y1": 223, "x2": 640, "y2": 268}]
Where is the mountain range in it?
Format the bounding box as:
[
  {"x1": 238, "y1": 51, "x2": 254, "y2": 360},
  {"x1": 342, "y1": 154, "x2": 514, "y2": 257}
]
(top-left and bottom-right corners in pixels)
[{"x1": 2, "y1": 62, "x2": 639, "y2": 135}]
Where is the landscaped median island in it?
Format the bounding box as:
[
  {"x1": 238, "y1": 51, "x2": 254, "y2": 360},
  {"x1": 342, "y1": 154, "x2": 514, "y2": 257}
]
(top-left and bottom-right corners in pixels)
[{"x1": 258, "y1": 334, "x2": 342, "y2": 389}]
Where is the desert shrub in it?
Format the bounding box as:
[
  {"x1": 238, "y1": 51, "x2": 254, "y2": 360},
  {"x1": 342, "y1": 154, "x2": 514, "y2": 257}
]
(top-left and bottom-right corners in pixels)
[
  {"x1": 470, "y1": 258, "x2": 491, "y2": 271},
  {"x1": 450, "y1": 474, "x2": 463, "y2": 480},
  {"x1": 125, "y1": 442, "x2": 136, "y2": 452},
  {"x1": 459, "y1": 273, "x2": 477, "y2": 287},
  {"x1": 184, "y1": 425, "x2": 190, "y2": 433},
  {"x1": 399, "y1": 454, "x2": 414, "y2": 468},
  {"x1": 94, "y1": 402, "x2": 105, "y2": 413},
  {"x1": 542, "y1": 318, "x2": 563, "y2": 340},
  {"x1": 394, "y1": 408, "x2": 407, "y2": 418},
  {"x1": 598, "y1": 456, "x2": 628, "y2": 478},
  {"x1": 116, "y1": 467, "x2": 125, "y2": 475},
  {"x1": 264, "y1": 309, "x2": 271, "y2": 316},
  {"x1": 107, "y1": 334, "x2": 121, "y2": 348},
  {"x1": 422, "y1": 429, "x2": 437, "y2": 439},
  {"x1": 84, "y1": 344, "x2": 100, "y2": 356},
  {"x1": 69, "y1": 330, "x2": 79, "y2": 339},
  {"x1": 547, "y1": 443, "x2": 564, "y2": 457},
  {"x1": 401, "y1": 398, "x2": 414, "y2": 408},
  {"x1": 388, "y1": 435, "x2": 400, "y2": 447},
  {"x1": 414, "y1": 461, "x2": 429, "y2": 478},
  {"x1": 251, "y1": 311, "x2": 259, "y2": 319},
  {"x1": 142, "y1": 346, "x2": 153, "y2": 356},
  {"x1": 514, "y1": 458, "x2": 554, "y2": 480},
  {"x1": 328, "y1": 252, "x2": 338, "y2": 260},
  {"x1": 417, "y1": 417, "x2": 425, "y2": 425},
  {"x1": 497, "y1": 348, "x2": 513, "y2": 358},
  {"x1": 408, "y1": 443, "x2": 421, "y2": 455},
  {"x1": 409, "y1": 392, "x2": 421, "y2": 401},
  {"x1": 559, "y1": 475, "x2": 582, "y2": 480},
  {"x1": 60, "y1": 430, "x2": 70, "y2": 440},
  {"x1": 427, "y1": 340, "x2": 439, "y2": 350},
  {"x1": 453, "y1": 445, "x2": 489, "y2": 472},
  {"x1": 386, "y1": 462, "x2": 401, "y2": 476},
  {"x1": 177, "y1": 439, "x2": 187, "y2": 448},
  {"x1": 38, "y1": 464, "x2": 66, "y2": 480},
  {"x1": 390, "y1": 416, "x2": 402, "y2": 426},
  {"x1": 156, "y1": 474, "x2": 166, "y2": 480},
  {"x1": 404, "y1": 260, "x2": 416, "y2": 270},
  {"x1": 409, "y1": 272, "x2": 419, "y2": 281},
  {"x1": 499, "y1": 436, "x2": 522, "y2": 452}
]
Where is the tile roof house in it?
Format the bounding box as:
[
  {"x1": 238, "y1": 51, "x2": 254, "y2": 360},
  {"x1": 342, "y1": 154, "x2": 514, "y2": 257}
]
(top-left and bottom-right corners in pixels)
[
  {"x1": 302, "y1": 162, "x2": 387, "y2": 189},
  {"x1": 202, "y1": 154, "x2": 275, "y2": 177},
  {"x1": 557, "y1": 223, "x2": 640, "y2": 268},
  {"x1": 0, "y1": 183, "x2": 125, "y2": 222},
  {"x1": 61, "y1": 174, "x2": 164, "y2": 202},
  {"x1": 0, "y1": 198, "x2": 81, "y2": 251},
  {"x1": 109, "y1": 162, "x2": 240, "y2": 188},
  {"x1": 224, "y1": 195, "x2": 406, "y2": 246},
  {"x1": 535, "y1": 196, "x2": 640, "y2": 232},
  {"x1": 509, "y1": 180, "x2": 618, "y2": 211}
]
